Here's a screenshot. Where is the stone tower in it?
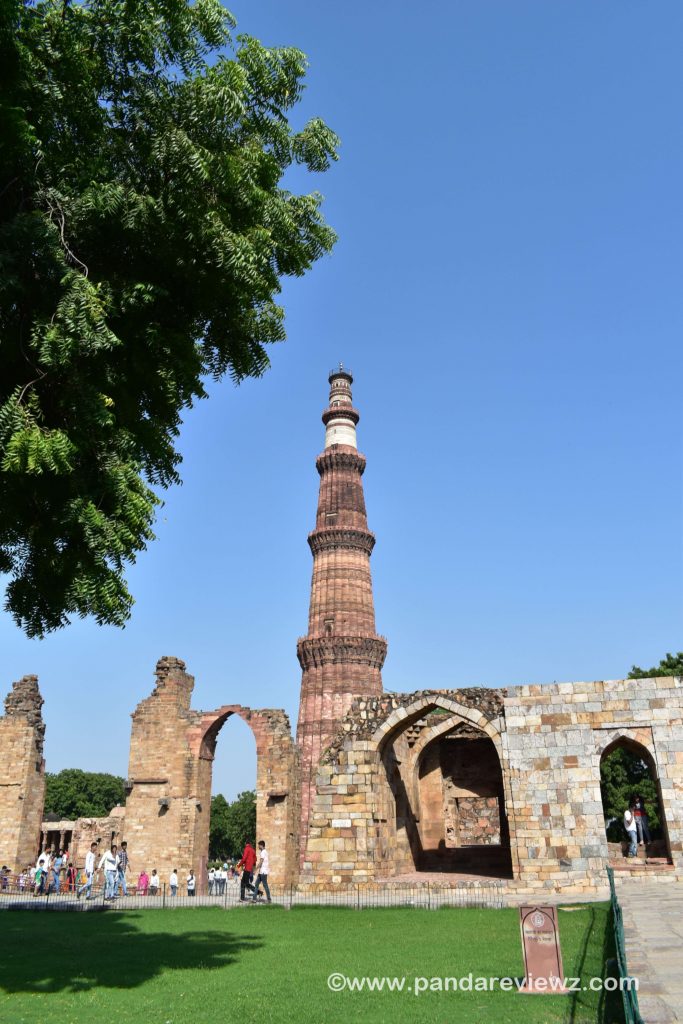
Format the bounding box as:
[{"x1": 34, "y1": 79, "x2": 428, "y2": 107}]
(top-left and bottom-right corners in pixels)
[{"x1": 296, "y1": 366, "x2": 387, "y2": 853}]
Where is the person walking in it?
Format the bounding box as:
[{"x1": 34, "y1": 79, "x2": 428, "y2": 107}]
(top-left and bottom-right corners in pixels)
[
  {"x1": 65, "y1": 862, "x2": 76, "y2": 893},
  {"x1": 251, "y1": 841, "x2": 272, "y2": 903},
  {"x1": 116, "y1": 841, "x2": 130, "y2": 897},
  {"x1": 187, "y1": 870, "x2": 196, "y2": 897},
  {"x1": 77, "y1": 843, "x2": 98, "y2": 900},
  {"x1": 624, "y1": 808, "x2": 638, "y2": 858},
  {"x1": 137, "y1": 870, "x2": 149, "y2": 896},
  {"x1": 237, "y1": 841, "x2": 257, "y2": 902},
  {"x1": 169, "y1": 869, "x2": 178, "y2": 897},
  {"x1": 208, "y1": 866, "x2": 215, "y2": 895},
  {"x1": 149, "y1": 869, "x2": 160, "y2": 896},
  {"x1": 98, "y1": 843, "x2": 118, "y2": 901}
]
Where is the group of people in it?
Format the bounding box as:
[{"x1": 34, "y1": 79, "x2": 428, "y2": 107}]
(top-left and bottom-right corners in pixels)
[
  {"x1": 76, "y1": 841, "x2": 198, "y2": 900},
  {"x1": 18, "y1": 837, "x2": 271, "y2": 901},
  {"x1": 18, "y1": 846, "x2": 76, "y2": 895},
  {"x1": 622, "y1": 794, "x2": 652, "y2": 856}
]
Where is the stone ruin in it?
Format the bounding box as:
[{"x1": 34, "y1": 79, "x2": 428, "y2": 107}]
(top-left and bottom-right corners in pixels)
[{"x1": 1, "y1": 369, "x2": 682, "y2": 898}]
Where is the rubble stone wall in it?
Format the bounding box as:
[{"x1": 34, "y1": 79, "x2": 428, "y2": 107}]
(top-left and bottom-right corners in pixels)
[{"x1": 0, "y1": 676, "x2": 45, "y2": 873}]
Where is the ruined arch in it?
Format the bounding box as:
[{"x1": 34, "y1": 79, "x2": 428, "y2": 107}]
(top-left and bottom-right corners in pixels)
[{"x1": 124, "y1": 658, "x2": 300, "y2": 892}]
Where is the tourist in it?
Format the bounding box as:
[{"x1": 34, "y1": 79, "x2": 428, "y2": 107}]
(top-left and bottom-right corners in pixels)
[
  {"x1": 216, "y1": 865, "x2": 225, "y2": 895},
  {"x1": 187, "y1": 870, "x2": 196, "y2": 897},
  {"x1": 251, "y1": 841, "x2": 272, "y2": 903},
  {"x1": 77, "y1": 842, "x2": 98, "y2": 900},
  {"x1": 624, "y1": 808, "x2": 638, "y2": 858},
  {"x1": 630, "y1": 794, "x2": 651, "y2": 846},
  {"x1": 98, "y1": 843, "x2": 118, "y2": 901},
  {"x1": 170, "y1": 869, "x2": 178, "y2": 897},
  {"x1": 237, "y1": 841, "x2": 256, "y2": 902},
  {"x1": 65, "y1": 862, "x2": 76, "y2": 892},
  {"x1": 50, "y1": 849, "x2": 63, "y2": 893},
  {"x1": 208, "y1": 866, "x2": 215, "y2": 895},
  {"x1": 35, "y1": 848, "x2": 50, "y2": 894},
  {"x1": 116, "y1": 841, "x2": 130, "y2": 896},
  {"x1": 137, "y1": 870, "x2": 149, "y2": 896},
  {"x1": 18, "y1": 868, "x2": 27, "y2": 893},
  {"x1": 149, "y1": 869, "x2": 160, "y2": 896}
]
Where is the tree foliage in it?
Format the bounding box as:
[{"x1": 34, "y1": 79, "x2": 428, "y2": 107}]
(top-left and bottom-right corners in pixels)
[
  {"x1": 44, "y1": 768, "x2": 126, "y2": 819},
  {"x1": 209, "y1": 789, "x2": 255, "y2": 860},
  {"x1": 0, "y1": 0, "x2": 338, "y2": 637},
  {"x1": 628, "y1": 652, "x2": 683, "y2": 680},
  {"x1": 599, "y1": 747, "x2": 661, "y2": 842}
]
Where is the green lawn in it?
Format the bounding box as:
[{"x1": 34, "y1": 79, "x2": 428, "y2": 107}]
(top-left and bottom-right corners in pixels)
[{"x1": 0, "y1": 904, "x2": 623, "y2": 1024}]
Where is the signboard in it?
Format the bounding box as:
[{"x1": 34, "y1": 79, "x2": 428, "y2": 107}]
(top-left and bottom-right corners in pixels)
[{"x1": 518, "y1": 905, "x2": 568, "y2": 994}]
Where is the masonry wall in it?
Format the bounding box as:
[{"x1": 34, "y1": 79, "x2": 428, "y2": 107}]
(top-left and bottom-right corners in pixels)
[
  {"x1": 0, "y1": 676, "x2": 45, "y2": 873},
  {"x1": 300, "y1": 677, "x2": 683, "y2": 895},
  {"x1": 503, "y1": 675, "x2": 683, "y2": 891}
]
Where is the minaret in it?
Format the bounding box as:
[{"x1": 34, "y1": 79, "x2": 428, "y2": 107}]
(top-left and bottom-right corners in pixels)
[{"x1": 296, "y1": 366, "x2": 387, "y2": 853}]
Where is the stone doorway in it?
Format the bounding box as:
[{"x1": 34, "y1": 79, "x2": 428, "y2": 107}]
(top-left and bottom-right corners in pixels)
[
  {"x1": 599, "y1": 735, "x2": 673, "y2": 869},
  {"x1": 416, "y1": 725, "x2": 512, "y2": 876}
]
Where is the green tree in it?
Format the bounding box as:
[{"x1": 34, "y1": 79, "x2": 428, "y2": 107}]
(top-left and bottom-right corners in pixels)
[
  {"x1": 209, "y1": 789, "x2": 255, "y2": 860},
  {"x1": 0, "y1": 0, "x2": 338, "y2": 638},
  {"x1": 599, "y1": 747, "x2": 661, "y2": 842},
  {"x1": 628, "y1": 652, "x2": 683, "y2": 679},
  {"x1": 44, "y1": 768, "x2": 126, "y2": 819}
]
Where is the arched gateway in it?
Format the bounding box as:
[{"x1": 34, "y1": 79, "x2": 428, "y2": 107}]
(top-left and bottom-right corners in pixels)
[{"x1": 124, "y1": 657, "x2": 300, "y2": 890}]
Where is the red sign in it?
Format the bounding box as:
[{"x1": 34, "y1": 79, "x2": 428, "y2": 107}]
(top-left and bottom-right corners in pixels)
[{"x1": 518, "y1": 905, "x2": 568, "y2": 994}]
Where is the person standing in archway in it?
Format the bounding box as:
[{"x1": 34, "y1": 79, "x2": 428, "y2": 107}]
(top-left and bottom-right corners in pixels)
[
  {"x1": 237, "y1": 840, "x2": 256, "y2": 902},
  {"x1": 630, "y1": 794, "x2": 651, "y2": 847},
  {"x1": 623, "y1": 809, "x2": 638, "y2": 857}
]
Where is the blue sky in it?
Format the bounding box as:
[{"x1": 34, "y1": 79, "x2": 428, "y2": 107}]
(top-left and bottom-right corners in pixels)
[{"x1": 2, "y1": 0, "x2": 681, "y2": 802}]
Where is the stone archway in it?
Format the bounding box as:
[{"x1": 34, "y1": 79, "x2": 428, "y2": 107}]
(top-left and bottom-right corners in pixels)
[
  {"x1": 186, "y1": 705, "x2": 300, "y2": 889},
  {"x1": 596, "y1": 729, "x2": 672, "y2": 864},
  {"x1": 368, "y1": 692, "x2": 516, "y2": 880}
]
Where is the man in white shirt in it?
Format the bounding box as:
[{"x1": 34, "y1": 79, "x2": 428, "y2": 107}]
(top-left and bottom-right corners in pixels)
[
  {"x1": 98, "y1": 844, "x2": 118, "y2": 900},
  {"x1": 169, "y1": 870, "x2": 178, "y2": 896},
  {"x1": 149, "y1": 869, "x2": 160, "y2": 895},
  {"x1": 251, "y1": 841, "x2": 271, "y2": 903},
  {"x1": 624, "y1": 809, "x2": 638, "y2": 858},
  {"x1": 77, "y1": 842, "x2": 98, "y2": 900},
  {"x1": 187, "y1": 871, "x2": 196, "y2": 896}
]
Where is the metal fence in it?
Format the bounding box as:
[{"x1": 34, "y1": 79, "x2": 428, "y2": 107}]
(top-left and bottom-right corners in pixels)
[
  {"x1": 0, "y1": 873, "x2": 506, "y2": 912},
  {"x1": 607, "y1": 866, "x2": 644, "y2": 1024}
]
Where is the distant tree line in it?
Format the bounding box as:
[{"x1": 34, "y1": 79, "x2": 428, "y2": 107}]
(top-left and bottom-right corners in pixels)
[
  {"x1": 209, "y1": 790, "x2": 256, "y2": 861},
  {"x1": 44, "y1": 768, "x2": 126, "y2": 819}
]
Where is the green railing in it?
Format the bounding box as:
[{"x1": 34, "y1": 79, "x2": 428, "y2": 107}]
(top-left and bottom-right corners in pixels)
[{"x1": 607, "y1": 866, "x2": 644, "y2": 1024}]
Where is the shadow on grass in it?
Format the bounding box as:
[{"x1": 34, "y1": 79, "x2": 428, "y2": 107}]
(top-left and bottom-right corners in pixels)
[
  {"x1": 0, "y1": 911, "x2": 263, "y2": 994},
  {"x1": 565, "y1": 904, "x2": 624, "y2": 1024}
]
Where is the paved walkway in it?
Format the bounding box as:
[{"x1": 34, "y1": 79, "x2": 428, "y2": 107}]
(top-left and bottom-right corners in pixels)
[{"x1": 616, "y1": 876, "x2": 683, "y2": 1022}]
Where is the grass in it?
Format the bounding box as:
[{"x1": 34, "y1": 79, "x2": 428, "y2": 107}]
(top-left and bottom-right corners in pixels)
[{"x1": 0, "y1": 903, "x2": 623, "y2": 1024}]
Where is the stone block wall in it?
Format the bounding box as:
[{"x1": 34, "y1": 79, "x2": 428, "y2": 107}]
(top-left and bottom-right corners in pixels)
[
  {"x1": 0, "y1": 676, "x2": 45, "y2": 873},
  {"x1": 503, "y1": 675, "x2": 683, "y2": 891},
  {"x1": 300, "y1": 677, "x2": 683, "y2": 896}
]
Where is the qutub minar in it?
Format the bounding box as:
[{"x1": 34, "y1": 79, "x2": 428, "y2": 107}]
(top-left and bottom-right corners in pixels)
[
  {"x1": 296, "y1": 366, "x2": 386, "y2": 857},
  {"x1": 1, "y1": 368, "x2": 682, "y2": 899}
]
